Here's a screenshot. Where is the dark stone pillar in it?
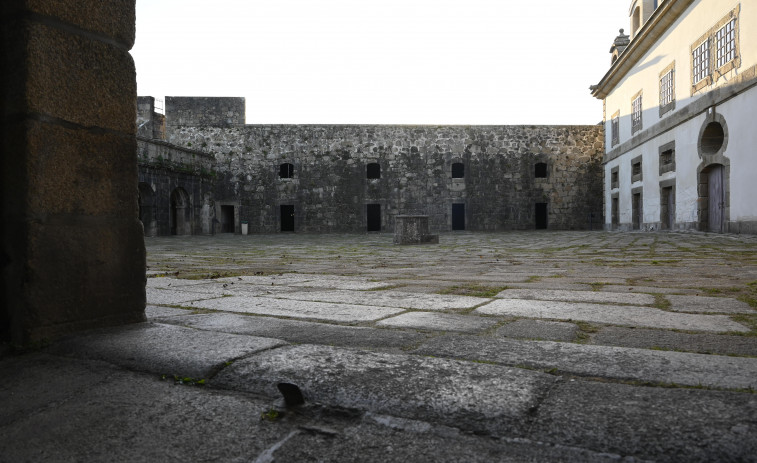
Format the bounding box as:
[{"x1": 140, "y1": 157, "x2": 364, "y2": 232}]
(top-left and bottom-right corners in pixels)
[{"x1": 1, "y1": 0, "x2": 145, "y2": 345}]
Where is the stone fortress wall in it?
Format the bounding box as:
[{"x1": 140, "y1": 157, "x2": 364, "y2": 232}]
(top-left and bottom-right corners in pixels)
[{"x1": 140, "y1": 97, "x2": 605, "y2": 235}]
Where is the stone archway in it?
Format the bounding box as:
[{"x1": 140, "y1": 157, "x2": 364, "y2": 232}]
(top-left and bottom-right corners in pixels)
[
  {"x1": 170, "y1": 187, "x2": 191, "y2": 235},
  {"x1": 696, "y1": 112, "x2": 730, "y2": 233},
  {"x1": 138, "y1": 182, "x2": 157, "y2": 237}
]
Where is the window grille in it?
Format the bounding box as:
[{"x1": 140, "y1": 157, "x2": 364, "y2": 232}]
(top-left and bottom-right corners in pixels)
[
  {"x1": 279, "y1": 163, "x2": 294, "y2": 179},
  {"x1": 631, "y1": 95, "x2": 642, "y2": 134},
  {"x1": 660, "y1": 69, "x2": 674, "y2": 108},
  {"x1": 692, "y1": 40, "x2": 710, "y2": 84},
  {"x1": 716, "y1": 19, "x2": 736, "y2": 68},
  {"x1": 611, "y1": 116, "x2": 619, "y2": 147}
]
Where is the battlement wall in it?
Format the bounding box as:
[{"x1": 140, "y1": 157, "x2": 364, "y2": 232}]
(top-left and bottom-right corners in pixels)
[{"x1": 165, "y1": 96, "x2": 245, "y2": 127}]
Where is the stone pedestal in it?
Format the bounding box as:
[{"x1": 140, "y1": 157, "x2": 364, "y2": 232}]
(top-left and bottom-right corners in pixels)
[{"x1": 393, "y1": 215, "x2": 439, "y2": 245}]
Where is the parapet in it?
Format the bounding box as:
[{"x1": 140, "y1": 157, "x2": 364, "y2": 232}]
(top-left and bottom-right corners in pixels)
[{"x1": 165, "y1": 96, "x2": 245, "y2": 127}]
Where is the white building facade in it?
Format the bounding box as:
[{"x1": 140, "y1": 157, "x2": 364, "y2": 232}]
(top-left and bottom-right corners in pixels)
[{"x1": 592, "y1": 0, "x2": 757, "y2": 233}]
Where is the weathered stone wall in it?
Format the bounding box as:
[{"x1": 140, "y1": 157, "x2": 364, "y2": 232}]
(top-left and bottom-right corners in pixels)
[
  {"x1": 137, "y1": 138, "x2": 216, "y2": 236},
  {"x1": 137, "y1": 96, "x2": 165, "y2": 140},
  {"x1": 2, "y1": 0, "x2": 145, "y2": 344},
  {"x1": 165, "y1": 123, "x2": 604, "y2": 233},
  {"x1": 165, "y1": 97, "x2": 245, "y2": 128}
]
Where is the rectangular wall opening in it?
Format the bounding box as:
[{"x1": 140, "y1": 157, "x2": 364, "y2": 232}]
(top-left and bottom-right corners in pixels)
[
  {"x1": 535, "y1": 203, "x2": 548, "y2": 229},
  {"x1": 661, "y1": 186, "x2": 674, "y2": 230},
  {"x1": 452, "y1": 204, "x2": 465, "y2": 230},
  {"x1": 280, "y1": 205, "x2": 294, "y2": 232},
  {"x1": 632, "y1": 193, "x2": 641, "y2": 230},
  {"x1": 611, "y1": 196, "x2": 619, "y2": 229},
  {"x1": 220, "y1": 205, "x2": 235, "y2": 233},
  {"x1": 367, "y1": 204, "x2": 381, "y2": 231}
]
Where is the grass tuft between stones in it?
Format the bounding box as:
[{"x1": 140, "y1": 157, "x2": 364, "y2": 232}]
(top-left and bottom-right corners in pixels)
[{"x1": 438, "y1": 284, "x2": 508, "y2": 298}]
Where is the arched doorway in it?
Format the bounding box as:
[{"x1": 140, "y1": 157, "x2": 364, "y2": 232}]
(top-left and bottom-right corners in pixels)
[
  {"x1": 170, "y1": 187, "x2": 191, "y2": 235},
  {"x1": 696, "y1": 113, "x2": 729, "y2": 233},
  {"x1": 138, "y1": 182, "x2": 157, "y2": 237}
]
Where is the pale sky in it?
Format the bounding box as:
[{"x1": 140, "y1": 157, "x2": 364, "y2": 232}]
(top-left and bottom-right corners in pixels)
[{"x1": 133, "y1": 0, "x2": 630, "y2": 125}]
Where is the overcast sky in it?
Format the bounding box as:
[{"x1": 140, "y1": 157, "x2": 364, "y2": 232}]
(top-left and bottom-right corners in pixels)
[{"x1": 133, "y1": 0, "x2": 630, "y2": 125}]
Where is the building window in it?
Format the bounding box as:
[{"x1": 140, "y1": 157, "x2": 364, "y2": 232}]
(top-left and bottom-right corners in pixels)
[
  {"x1": 690, "y1": 6, "x2": 741, "y2": 94},
  {"x1": 451, "y1": 162, "x2": 464, "y2": 179},
  {"x1": 631, "y1": 92, "x2": 642, "y2": 135},
  {"x1": 366, "y1": 162, "x2": 380, "y2": 179},
  {"x1": 658, "y1": 141, "x2": 676, "y2": 175},
  {"x1": 631, "y1": 156, "x2": 642, "y2": 183},
  {"x1": 611, "y1": 112, "x2": 620, "y2": 147},
  {"x1": 659, "y1": 62, "x2": 675, "y2": 116},
  {"x1": 279, "y1": 162, "x2": 294, "y2": 179},
  {"x1": 610, "y1": 166, "x2": 619, "y2": 189},
  {"x1": 692, "y1": 40, "x2": 710, "y2": 84},
  {"x1": 715, "y1": 19, "x2": 736, "y2": 69},
  {"x1": 534, "y1": 162, "x2": 547, "y2": 178}
]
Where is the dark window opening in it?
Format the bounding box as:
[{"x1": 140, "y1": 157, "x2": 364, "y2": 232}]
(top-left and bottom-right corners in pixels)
[
  {"x1": 367, "y1": 163, "x2": 380, "y2": 179},
  {"x1": 280, "y1": 205, "x2": 294, "y2": 232},
  {"x1": 661, "y1": 150, "x2": 674, "y2": 166},
  {"x1": 221, "y1": 205, "x2": 235, "y2": 233},
  {"x1": 279, "y1": 163, "x2": 294, "y2": 179},
  {"x1": 535, "y1": 203, "x2": 548, "y2": 229},
  {"x1": 611, "y1": 169, "x2": 619, "y2": 189},
  {"x1": 451, "y1": 163, "x2": 464, "y2": 179},
  {"x1": 535, "y1": 162, "x2": 547, "y2": 178},
  {"x1": 701, "y1": 122, "x2": 725, "y2": 154},
  {"x1": 611, "y1": 197, "x2": 619, "y2": 228},
  {"x1": 631, "y1": 158, "x2": 642, "y2": 183},
  {"x1": 367, "y1": 204, "x2": 381, "y2": 231},
  {"x1": 452, "y1": 204, "x2": 465, "y2": 230}
]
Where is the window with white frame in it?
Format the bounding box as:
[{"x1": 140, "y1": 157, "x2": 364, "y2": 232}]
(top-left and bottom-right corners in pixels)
[
  {"x1": 659, "y1": 64, "x2": 675, "y2": 116},
  {"x1": 631, "y1": 93, "x2": 642, "y2": 135},
  {"x1": 692, "y1": 40, "x2": 710, "y2": 84},
  {"x1": 611, "y1": 114, "x2": 619, "y2": 147},
  {"x1": 690, "y1": 6, "x2": 741, "y2": 93},
  {"x1": 716, "y1": 19, "x2": 736, "y2": 69}
]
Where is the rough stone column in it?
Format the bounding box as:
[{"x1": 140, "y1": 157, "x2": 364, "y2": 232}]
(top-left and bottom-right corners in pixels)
[{"x1": 1, "y1": 0, "x2": 145, "y2": 345}]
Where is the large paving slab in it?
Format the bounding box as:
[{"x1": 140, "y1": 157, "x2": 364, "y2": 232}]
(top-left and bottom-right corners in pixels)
[
  {"x1": 0, "y1": 355, "x2": 292, "y2": 462},
  {"x1": 268, "y1": 289, "x2": 488, "y2": 311},
  {"x1": 529, "y1": 380, "x2": 757, "y2": 462},
  {"x1": 47, "y1": 323, "x2": 287, "y2": 378},
  {"x1": 496, "y1": 288, "x2": 656, "y2": 305},
  {"x1": 186, "y1": 296, "x2": 405, "y2": 323},
  {"x1": 155, "y1": 312, "x2": 427, "y2": 350},
  {"x1": 270, "y1": 415, "x2": 635, "y2": 463},
  {"x1": 376, "y1": 312, "x2": 499, "y2": 333},
  {"x1": 146, "y1": 277, "x2": 220, "y2": 289},
  {"x1": 589, "y1": 326, "x2": 757, "y2": 357},
  {"x1": 496, "y1": 319, "x2": 579, "y2": 342},
  {"x1": 598, "y1": 285, "x2": 700, "y2": 295},
  {"x1": 666, "y1": 294, "x2": 755, "y2": 313},
  {"x1": 145, "y1": 305, "x2": 191, "y2": 318},
  {"x1": 476, "y1": 299, "x2": 749, "y2": 333},
  {"x1": 146, "y1": 287, "x2": 226, "y2": 305},
  {"x1": 413, "y1": 335, "x2": 757, "y2": 389},
  {"x1": 212, "y1": 344, "x2": 559, "y2": 436}
]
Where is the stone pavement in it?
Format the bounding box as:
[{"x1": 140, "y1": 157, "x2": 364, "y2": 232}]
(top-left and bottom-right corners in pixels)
[{"x1": 2, "y1": 231, "x2": 757, "y2": 461}]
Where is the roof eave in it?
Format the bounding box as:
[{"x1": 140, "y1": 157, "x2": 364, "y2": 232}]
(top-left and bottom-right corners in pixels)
[{"x1": 591, "y1": 0, "x2": 695, "y2": 100}]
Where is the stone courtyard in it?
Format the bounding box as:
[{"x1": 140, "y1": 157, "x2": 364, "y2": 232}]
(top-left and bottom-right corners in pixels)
[{"x1": 4, "y1": 231, "x2": 756, "y2": 461}]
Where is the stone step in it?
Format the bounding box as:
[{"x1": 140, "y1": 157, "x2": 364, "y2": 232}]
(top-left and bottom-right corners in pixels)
[
  {"x1": 476, "y1": 299, "x2": 749, "y2": 333},
  {"x1": 413, "y1": 334, "x2": 757, "y2": 389}
]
